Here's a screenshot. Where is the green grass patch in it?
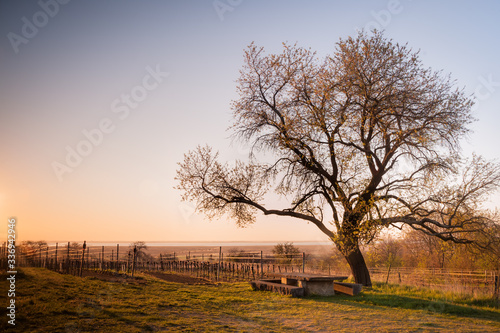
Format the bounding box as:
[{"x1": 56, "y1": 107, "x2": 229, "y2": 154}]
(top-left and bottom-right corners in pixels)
[
  {"x1": 315, "y1": 282, "x2": 500, "y2": 321},
  {"x1": 1, "y1": 268, "x2": 499, "y2": 332}
]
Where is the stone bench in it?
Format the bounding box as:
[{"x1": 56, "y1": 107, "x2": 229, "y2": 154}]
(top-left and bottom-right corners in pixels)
[
  {"x1": 277, "y1": 273, "x2": 349, "y2": 296},
  {"x1": 250, "y1": 279, "x2": 305, "y2": 297},
  {"x1": 333, "y1": 282, "x2": 363, "y2": 296}
]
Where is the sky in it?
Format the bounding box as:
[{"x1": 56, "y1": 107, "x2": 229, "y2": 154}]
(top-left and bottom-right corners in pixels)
[{"x1": 1, "y1": 0, "x2": 499, "y2": 243}]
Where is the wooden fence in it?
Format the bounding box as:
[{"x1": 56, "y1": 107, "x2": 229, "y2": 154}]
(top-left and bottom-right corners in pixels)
[
  {"x1": 1, "y1": 241, "x2": 498, "y2": 299},
  {"x1": 0, "y1": 242, "x2": 306, "y2": 282},
  {"x1": 369, "y1": 266, "x2": 500, "y2": 298}
]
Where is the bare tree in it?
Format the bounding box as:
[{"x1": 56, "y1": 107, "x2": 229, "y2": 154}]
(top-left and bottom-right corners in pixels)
[
  {"x1": 68, "y1": 242, "x2": 81, "y2": 258},
  {"x1": 176, "y1": 31, "x2": 500, "y2": 286},
  {"x1": 21, "y1": 240, "x2": 48, "y2": 250},
  {"x1": 366, "y1": 235, "x2": 402, "y2": 269},
  {"x1": 21, "y1": 240, "x2": 48, "y2": 264},
  {"x1": 130, "y1": 241, "x2": 150, "y2": 261},
  {"x1": 273, "y1": 242, "x2": 300, "y2": 264},
  {"x1": 465, "y1": 212, "x2": 500, "y2": 271}
]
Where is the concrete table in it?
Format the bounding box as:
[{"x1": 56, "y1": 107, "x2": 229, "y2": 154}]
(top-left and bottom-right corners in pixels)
[{"x1": 275, "y1": 273, "x2": 348, "y2": 296}]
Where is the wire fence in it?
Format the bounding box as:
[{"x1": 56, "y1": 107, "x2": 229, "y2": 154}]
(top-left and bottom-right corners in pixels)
[
  {"x1": 0, "y1": 242, "x2": 306, "y2": 282},
  {"x1": 1, "y1": 241, "x2": 499, "y2": 299},
  {"x1": 369, "y1": 266, "x2": 500, "y2": 298}
]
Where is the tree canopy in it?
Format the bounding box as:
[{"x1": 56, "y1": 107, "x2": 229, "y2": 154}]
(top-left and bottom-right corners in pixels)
[{"x1": 176, "y1": 31, "x2": 500, "y2": 286}]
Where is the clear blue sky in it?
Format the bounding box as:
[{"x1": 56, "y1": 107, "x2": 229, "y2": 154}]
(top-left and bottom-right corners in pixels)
[{"x1": 1, "y1": 0, "x2": 499, "y2": 242}]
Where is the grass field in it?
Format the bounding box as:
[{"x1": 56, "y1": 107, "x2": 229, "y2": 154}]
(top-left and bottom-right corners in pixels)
[{"x1": 1, "y1": 268, "x2": 500, "y2": 332}]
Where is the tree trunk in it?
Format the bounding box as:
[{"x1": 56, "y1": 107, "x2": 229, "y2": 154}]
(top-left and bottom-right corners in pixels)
[{"x1": 344, "y1": 246, "x2": 372, "y2": 287}]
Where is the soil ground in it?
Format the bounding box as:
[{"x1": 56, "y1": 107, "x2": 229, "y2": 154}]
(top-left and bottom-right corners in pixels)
[
  {"x1": 80, "y1": 268, "x2": 215, "y2": 285},
  {"x1": 4, "y1": 267, "x2": 500, "y2": 332},
  {"x1": 146, "y1": 271, "x2": 215, "y2": 285}
]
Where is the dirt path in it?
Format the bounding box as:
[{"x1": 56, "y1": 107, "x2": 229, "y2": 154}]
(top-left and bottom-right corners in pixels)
[
  {"x1": 146, "y1": 271, "x2": 216, "y2": 285},
  {"x1": 81, "y1": 270, "x2": 147, "y2": 284}
]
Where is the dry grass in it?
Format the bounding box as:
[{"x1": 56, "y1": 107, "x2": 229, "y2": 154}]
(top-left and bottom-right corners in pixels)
[{"x1": 1, "y1": 268, "x2": 499, "y2": 332}]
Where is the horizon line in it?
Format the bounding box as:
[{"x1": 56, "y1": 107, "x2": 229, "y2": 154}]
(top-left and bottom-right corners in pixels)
[{"x1": 13, "y1": 240, "x2": 333, "y2": 245}]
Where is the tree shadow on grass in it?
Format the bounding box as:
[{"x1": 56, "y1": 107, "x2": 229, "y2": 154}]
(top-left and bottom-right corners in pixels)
[{"x1": 307, "y1": 293, "x2": 500, "y2": 323}]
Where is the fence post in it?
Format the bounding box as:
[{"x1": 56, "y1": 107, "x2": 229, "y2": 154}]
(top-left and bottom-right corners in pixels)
[
  {"x1": 101, "y1": 246, "x2": 104, "y2": 271},
  {"x1": 217, "y1": 247, "x2": 221, "y2": 282},
  {"x1": 132, "y1": 246, "x2": 137, "y2": 277},
  {"x1": 66, "y1": 242, "x2": 70, "y2": 273},
  {"x1": 116, "y1": 244, "x2": 120, "y2": 273},
  {"x1": 260, "y1": 251, "x2": 263, "y2": 278},
  {"x1": 79, "y1": 241, "x2": 86, "y2": 277},
  {"x1": 127, "y1": 251, "x2": 131, "y2": 273},
  {"x1": 494, "y1": 273, "x2": 499, "y2": 305},
  {"x1": 385, "y1": 261, "x2": 393, "y2": 284},
  {"x1": 55, "y1": 243, "x2": 58, "y2": 271}
]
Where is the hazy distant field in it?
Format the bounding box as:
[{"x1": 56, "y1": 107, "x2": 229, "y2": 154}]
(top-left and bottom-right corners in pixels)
[
  {"x1": 143, "y1": 244, "x2": 333, "y2": 257},
  {"x1": 76, "y1": 243, "x2": 334, "y2": 261}
]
